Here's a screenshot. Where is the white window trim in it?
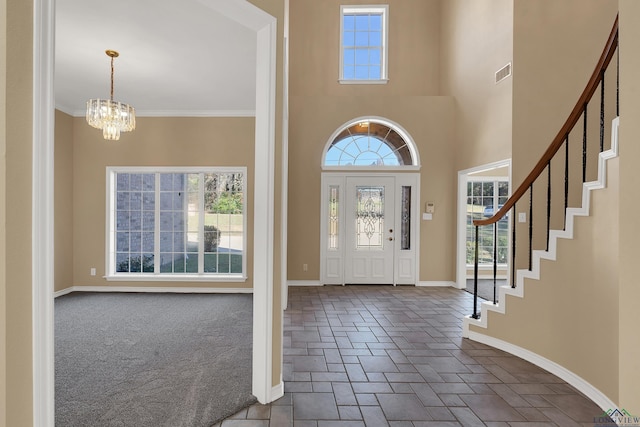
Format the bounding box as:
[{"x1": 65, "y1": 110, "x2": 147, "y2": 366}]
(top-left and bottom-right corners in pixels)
[
  {"x1": 105, "y1": 166, "x2": 248, "y2": 282},
  {"x1": 339, "y1": 4, "x2": 389, "y2": 84}
]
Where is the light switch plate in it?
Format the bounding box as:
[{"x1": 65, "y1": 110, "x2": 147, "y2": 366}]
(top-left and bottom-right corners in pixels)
[
  {"x1": 518, "y1": 212, "x2": 526, "y2": 223},
  {"x1": 422, "y1": 213, "x2": 433, "y2": 220}
]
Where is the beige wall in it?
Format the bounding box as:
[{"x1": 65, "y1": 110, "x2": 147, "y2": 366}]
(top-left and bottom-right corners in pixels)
[
  {"x1": 288, "y1": 0, "x2": 456, "y2": 283},
  {"x1": 288, "y1": 96, "x2": 455, "y2": 282},
  {"x1": 4, "y1": 0, "x2": 34, "y2": 424},
  {"x1": 0, "y1": 0, "x2": 6, "y2": 422},
  {"x1": 511, "y1": 0, "x2": 618, "y2": 186},
  {"x1": 618, "y1": 0, "x2": 640, "y2": 413},
  {"x1": 470, "y1": 157, "x2": 621, "y2": 402},
  {"x1": 55, "y1": 110, "x2": 74, "y2": 291},
  {"x1": 290, "y1": 0, "x2": 441, "y2": 98},
  {"x1": 70, "y1": 116, "x2": 255, "y2": 289},
  {"x1": 440, "y1": 0, "x2": 513, "y2": 171},
  {"x1": 510, "y1": 0, "x2": 618, "y2": 271}
]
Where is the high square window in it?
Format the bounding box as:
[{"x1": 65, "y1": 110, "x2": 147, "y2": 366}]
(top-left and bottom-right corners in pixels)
[
  {"x1": 106, "y1": 167, "x2": 246, "y2": 281},
  {"x1": 340, "y1": 5, "x2": 389, "y2": 84}
]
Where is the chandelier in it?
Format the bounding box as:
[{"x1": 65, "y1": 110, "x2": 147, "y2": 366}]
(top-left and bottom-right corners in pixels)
[{"x1": 86, "y1": 50, "x2": 136, "y2": 141}]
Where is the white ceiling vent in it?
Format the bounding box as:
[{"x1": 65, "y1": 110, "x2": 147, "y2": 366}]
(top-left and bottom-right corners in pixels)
[{"x1": 495, "y1": 63, "x2": 512, "y2": 84}]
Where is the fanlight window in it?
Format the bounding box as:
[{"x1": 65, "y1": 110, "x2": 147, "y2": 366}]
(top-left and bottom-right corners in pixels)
[{"x1": 324, "y1": 121, "x2": 414, "y2": 167}]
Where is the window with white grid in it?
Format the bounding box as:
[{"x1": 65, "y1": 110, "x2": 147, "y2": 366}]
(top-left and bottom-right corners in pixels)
[
  {"x1": 340, "y1": 5, "x2": 388, "y2": 83},
  {"x1": 106, "y1": 167, "x2": 246, "y2": 281}
]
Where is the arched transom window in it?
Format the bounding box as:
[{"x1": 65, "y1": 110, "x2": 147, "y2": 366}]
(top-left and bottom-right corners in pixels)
[{"x1": 323, "y1": 118, "x2": 418, "y2": 167}]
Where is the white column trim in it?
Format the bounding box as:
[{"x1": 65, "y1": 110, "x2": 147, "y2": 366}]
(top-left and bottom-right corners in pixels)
[
  {"x1": 32, "y1": 0, "x2": 55, "y2": 425},
  {"x1": 252, "y1": 18, "x2": 277, "y2": 404}
]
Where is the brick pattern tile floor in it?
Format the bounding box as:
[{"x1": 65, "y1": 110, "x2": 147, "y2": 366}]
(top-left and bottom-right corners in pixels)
[{"x1": 214, "y1": 286, "x2": 607, "y2": 427}]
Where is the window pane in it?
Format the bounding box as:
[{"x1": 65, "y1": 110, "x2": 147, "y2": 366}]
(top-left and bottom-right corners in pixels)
[
  {"x1": 355, "y1": 31, "x2": 369, "y2": 46},
  {"x1": 343, "y1": 30, "x2": 355, "y2": 46},
  {"x1": 343, "y1": 15, "x2": 355, "y2": 30},
  {"x1": 328, "y1": 185, "x2": 340, "y2": 250},
  {"x1": 355, "y1": 15, "x2": 369, "y2": 30},
  {"x1": 370, "y1": 14, "x2": 381, "y2": 30},
  {"x1": 400, "y1": 186, "x2": 411, "y2": 250},
  {"x1": 369, "y1": 49, "x2": 381, "y2": 66},
  {"x1": 369, "y1": 31, "x2": 381, "y2": 46},
  {"x1": 355, "y1": 48, "x2": 369, "y2": 65},
  {"x1": 355, "y1": 65, "x2": 369, "y2": 79},
  {"x1": 355, "y1": 186, "x2": 384, "y2": 249}
]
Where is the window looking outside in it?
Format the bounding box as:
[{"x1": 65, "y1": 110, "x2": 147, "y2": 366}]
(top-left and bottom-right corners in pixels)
[
  {"x1": 340, "y1": 5, "x2": 388, "y2": 83},
  {"x1": 107, "y1": 168, "x2": 246, "y2": 280},
  {"x1": 325, "y1": 121, "x2": 413, "y2": 167},
  {"x1": 466, "y1": 179, "x2": 509, "y2": 266}
]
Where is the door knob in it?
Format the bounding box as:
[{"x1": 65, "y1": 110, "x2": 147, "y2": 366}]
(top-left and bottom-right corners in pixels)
[
  {"x1": 388, "y1": 237, "x2": 393, "y2": 241},
  {"x1": 389, "y1": 229, "x2": 393, "y2": 233}
]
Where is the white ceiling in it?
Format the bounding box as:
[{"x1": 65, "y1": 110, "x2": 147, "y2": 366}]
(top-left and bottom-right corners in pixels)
[{"x1": 55, "y1": 0, "x2": 258, "y2": 117}]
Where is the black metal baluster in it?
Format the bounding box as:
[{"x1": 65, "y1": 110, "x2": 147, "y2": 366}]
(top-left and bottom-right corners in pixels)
[
  {"x1": 529, "y1": 184, "x2": 533, "y2": 271},
  {"x1": 511, "y1": 204, "x2": 516, "y2": 288},
  {"x1": 600, "y1": 71, "x2": 605, "y2": 153},
  {"x1": 472, "y1": 225, "x2": 479, "y2": 319},
  {"x1": 564, "y1": 135, "x2": 569, "y2": 230},
  {"x1": 546, "y1": 160, "x2": 551, "y2": 251},
  {"x1": 493, "y1": 222, "x2": 497, "y2": 304},
  {"x1": 583, "y1": 104, "x2": 588, "y2": 182}
]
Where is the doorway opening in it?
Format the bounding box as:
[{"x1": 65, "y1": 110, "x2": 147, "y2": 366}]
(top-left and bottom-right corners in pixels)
[{"x1": 456, "y1": 160, "x2": 512, "y2": 300}]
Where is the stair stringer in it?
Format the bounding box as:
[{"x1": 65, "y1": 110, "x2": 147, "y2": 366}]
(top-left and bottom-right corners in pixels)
[{"x1": 461, "y1": 117, "x2": 620, "y2": 414}]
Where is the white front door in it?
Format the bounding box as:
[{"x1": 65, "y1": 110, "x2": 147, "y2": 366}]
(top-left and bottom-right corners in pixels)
[
  {"x1": 320, "y1": 173, "x2": 419, "y2": 286},
  {"x1": 344, "y1": 176, "x2": 395, "y2": 284}
]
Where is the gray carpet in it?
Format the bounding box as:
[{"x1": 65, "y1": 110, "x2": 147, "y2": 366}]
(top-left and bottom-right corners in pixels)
[
  {"x1": 465, "y1": 278, "x2": 508, "y2": 303},
  {"x1": 55, "y1": 292, "x2": 255, "y2": 427}
]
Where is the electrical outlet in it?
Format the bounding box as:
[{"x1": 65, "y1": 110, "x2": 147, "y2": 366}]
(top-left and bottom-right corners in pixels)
[
  {"x1": 90, "y1": 268, "x2": 96, "y2": 276},
  {"x1": 518, "y1": 212, "x2": 527, "y2": 223},
  {"x1": 303, "y1": 263, "x2": 308, "y2": 272}
]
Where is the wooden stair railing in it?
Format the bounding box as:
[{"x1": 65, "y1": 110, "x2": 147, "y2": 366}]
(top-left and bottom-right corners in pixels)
[{"x1": 470, "y1": 15, "x2": 619, "y2": 319}]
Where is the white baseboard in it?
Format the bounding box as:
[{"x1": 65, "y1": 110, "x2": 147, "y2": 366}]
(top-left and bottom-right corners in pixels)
[
  {"x1": 287, "y1": 280, "x2": 322, "y2": 286},
  {"x1": 466, "y1": 329, "x2": 617, "y2": 414},
  {"x1": 416, "y1": 281, "x2": 456, "y2": 287},
  {"x1": 53, "y1": 285, "x2": 253, "y2": 298},
  {"x1": 270, "y1": 381, "x2": 285, "y2": 402}
]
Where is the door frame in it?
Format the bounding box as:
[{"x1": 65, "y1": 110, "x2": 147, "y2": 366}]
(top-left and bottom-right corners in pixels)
[
  {"x1": 320, "y1": 172, "x2": 420, "y2": 285},
  {"x1": 32, "y1": 0, "x2": 280, "y2": 422},
  {"x1": 456, "y1": 159, "x2": 512, "y2": 290}
]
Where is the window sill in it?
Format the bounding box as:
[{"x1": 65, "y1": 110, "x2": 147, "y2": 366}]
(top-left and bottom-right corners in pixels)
[
  {"x1": 339, "y1": 79, "x2": 389, "y2": 85},
  {"x1": 105, "y1": 274, "x2": 248, "y2": 282}
]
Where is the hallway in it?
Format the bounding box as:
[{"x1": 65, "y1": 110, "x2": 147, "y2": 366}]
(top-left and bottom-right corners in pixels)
[{"x1": 217, "y1": 285, "x2": 608, "y2": 426}]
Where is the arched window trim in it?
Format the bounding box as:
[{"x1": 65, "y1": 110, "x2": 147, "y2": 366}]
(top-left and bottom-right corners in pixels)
[{"x1": 321, "y1": 116, "x2": 421, "y2": 171}]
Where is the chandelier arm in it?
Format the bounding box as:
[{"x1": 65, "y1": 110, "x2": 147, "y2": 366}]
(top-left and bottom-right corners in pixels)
[{"x1": 110, "y1": 54, "x2": 114, "y2": 101}]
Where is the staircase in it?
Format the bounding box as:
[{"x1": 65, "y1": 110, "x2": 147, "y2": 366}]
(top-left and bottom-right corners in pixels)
[
  {"x1": 464, "y1": 116, "x2": 618, "y2": 330},
  {"x1": 462, "y1": 16, "x2": 621, "y2": 414}
]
